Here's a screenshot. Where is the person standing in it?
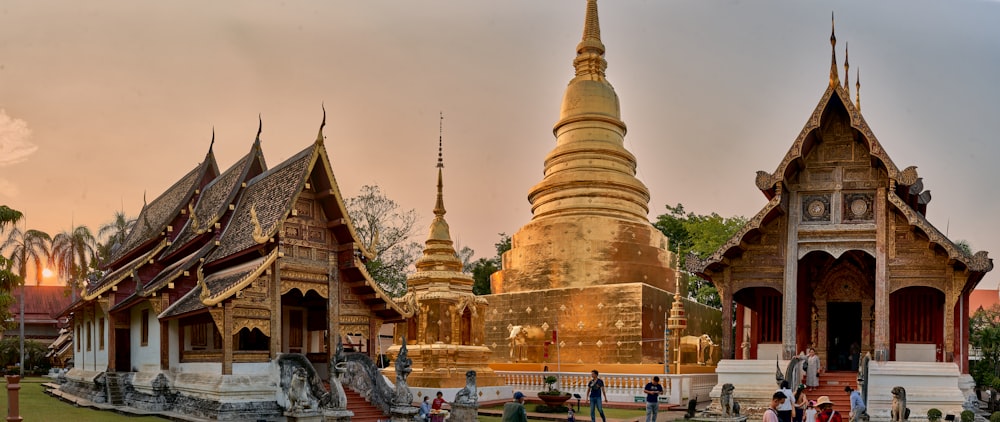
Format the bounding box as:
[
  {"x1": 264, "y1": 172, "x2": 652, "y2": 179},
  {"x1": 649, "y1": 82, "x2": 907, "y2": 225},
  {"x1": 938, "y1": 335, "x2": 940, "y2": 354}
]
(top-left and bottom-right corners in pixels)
[
  {"x1": 587, "y1": 370, "x2": 608, "y2": 422},
  {"x1": 502, "y1": 391, "x2": 528, "y2": 422},
  {"x1": 845, "y1": 386, "x2": 866, "y2": 422},
  {"x1": 815, "y1": 396, "x2": 841, "y2": 422},
  {"x1": 431, "y1": 391, "x2": 447, "y2": 422},
  {"x1": 776, "y1": 380, "x2": 796, "y2": 422},
  {"x1": 805, "y1": 348, "x2": 821, "y2": 391},
  {"x1": 764, "y1": 391, "x2": 787, "y2": 422},
  {"x1": 805, "y1": 400, "x2": 818, "y2": 422},
  {"x1": 418, "y1": 396, "x2": 431, "y2": 421},
  {"x1": 643, "y1": 376, "x2": 664, "y2": 422}
]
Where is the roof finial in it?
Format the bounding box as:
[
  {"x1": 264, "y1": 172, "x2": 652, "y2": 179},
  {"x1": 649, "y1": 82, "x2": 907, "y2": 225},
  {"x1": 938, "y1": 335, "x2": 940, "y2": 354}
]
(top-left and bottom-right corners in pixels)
[
  {"x1": 434, "y1": 114, "x2": 446, "y2": 217},
  {"x1": 209, "y1": 126, "x2": 215, "y2": 153},
  {"x1": 843, "y1": 42, "x2": 850, "y2": 93},
  {"x1": 316, "y1": 103, "x2": 326, "y2": 145},
  {"x1": 574, "y1": 0, "x2": 607, "y2": 80},
  {"x1": 437, "y1": 112, "x2": 444, "y2": 169},
  {"x1": 830, "y1": 12, "x2": 839, "y2": 87},
  {"x1": 255, "y1": 113, "x2": 262, "y2": 143},
  {"x1": 856, "y1": 67, "x2": 862, "y2": 111}
]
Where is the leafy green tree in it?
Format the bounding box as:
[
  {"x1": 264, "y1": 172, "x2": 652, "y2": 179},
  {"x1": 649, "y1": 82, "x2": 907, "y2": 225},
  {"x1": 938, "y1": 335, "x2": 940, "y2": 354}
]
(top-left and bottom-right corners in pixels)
[
  {"x1": 653, "y1": 203, "x2": 746, "y2": 307},
  {"x1": 345, "y1": 184, "x2": 421, "y2": 297},
  {"x1": 468, "y1": 232, "x2": 512, "y2": 295},
  {"x1": 971, "y1": 304, "x2": 1000, "y2": 388},
  {"x1": 0, "y1": 337, "x2": 48, "y2": 374},
  {"x1": 0, "y1": 206, "x2": 23, "y2": 332}
]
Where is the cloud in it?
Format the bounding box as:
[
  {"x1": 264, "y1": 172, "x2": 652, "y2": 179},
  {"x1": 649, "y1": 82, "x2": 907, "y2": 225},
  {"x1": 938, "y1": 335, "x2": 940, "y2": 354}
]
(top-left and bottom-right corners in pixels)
[
  {"x1": 0, "y1": 109, "x2": 37, "y2": 166},
  {"x1": 0, "y1": 178, "x2": 20, "y2": 198}
]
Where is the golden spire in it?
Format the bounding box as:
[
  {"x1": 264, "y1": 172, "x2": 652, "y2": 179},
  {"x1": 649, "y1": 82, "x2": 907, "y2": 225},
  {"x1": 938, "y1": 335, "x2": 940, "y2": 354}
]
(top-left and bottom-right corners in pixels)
[
  {"x1": 315, "y1": 103, "x2": 326, "y2": 145},
  {"x1": 843, "y1": 42, "x2": 850, "y2": 93},
  {"x1": 574, "y1": 0, "x2": 607, "y2": 80},
  {"x1": 830, "y1": 12, "x2": 839, "y2": 87},
  {"x1": 856, "y1": 67, "x2": 861, "y2": 111},
  {"x1": 434, "y1": 112, "x2": 445, "y2": 218}
]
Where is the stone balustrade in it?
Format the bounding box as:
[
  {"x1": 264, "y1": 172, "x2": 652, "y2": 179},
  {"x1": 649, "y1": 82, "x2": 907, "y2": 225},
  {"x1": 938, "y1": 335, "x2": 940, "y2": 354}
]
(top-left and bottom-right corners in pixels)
[{"x1": 495, "y1": 371, "x2": 716, "y2": 405}]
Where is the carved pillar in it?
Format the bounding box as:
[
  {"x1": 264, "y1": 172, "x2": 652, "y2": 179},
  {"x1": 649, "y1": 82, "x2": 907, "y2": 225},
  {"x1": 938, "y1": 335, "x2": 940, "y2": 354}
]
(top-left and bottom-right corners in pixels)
[
  {"x1": 369, "y1": 316, "x2": 378, "y2": 360},
  {"x1": 450, "y1": 304, "x2": 459, "y2": 345},
  {"x1": 873, "y1": 187, "x2": 889, "y2": 361},
  {"x1": 160, "y1": 319, "x2": 169, "y2": 370},
  {"x1": 223, "y1": 302, "x2": 234, "y2": 375},
  {"x1": 329, "y1": 252, "x2": 340, "y2": 363},
  {"x1": 107, "y1": 312, "x2": 117, "y2": 372},
  {"x1": 943, "y1": 281, "x2": 956, "y2": 362},
  {"x1": 721, "y1": 269, "x2": 733, "y2": 359},
  {"x1": 271, "y1": 258, "x2": 281, "y2": 358},
  {"x1": 783, "y1": 190, "x2": 800, "y2": 359},
  {"x1": 860, "y1": 299, "x2": 873, "y2": 354}
]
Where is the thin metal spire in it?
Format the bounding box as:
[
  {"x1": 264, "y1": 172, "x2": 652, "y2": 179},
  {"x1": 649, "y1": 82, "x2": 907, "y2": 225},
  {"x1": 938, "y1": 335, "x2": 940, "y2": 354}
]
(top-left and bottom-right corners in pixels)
[
  {"x1": 434, "y1": 113, "x2": 446, "y2": 217},
  {"x1": 574, "y1": 0, "x2": 607, "y2": 79},
  {"x1": 856, "y1": 67, "x2": 862, "y2": 111},
  {"x1": 255, "y1": 114, "x2": 262, "y2": 143},
  {"x1": 844, "y1": 42, "x2": 850, "y2": 93},
  {"x1": 437, "y1": 112, "x2": 444, "y2": 169},
  {"x1": 830, "y1": 12, "x2": 839, "y2": 87},
  {"x1": 209, "y1": 127, "x2": 215, "y2": 153}
]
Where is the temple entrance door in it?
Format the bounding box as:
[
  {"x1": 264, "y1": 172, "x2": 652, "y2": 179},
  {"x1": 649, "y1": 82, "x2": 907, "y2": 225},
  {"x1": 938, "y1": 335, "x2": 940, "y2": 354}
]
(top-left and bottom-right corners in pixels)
[
  {"x1": 826, "y1": 302, "x2": 861, "y2": 371},
  {"x1": 114, "y1": 328, "x2": 130, "y2": 372}
]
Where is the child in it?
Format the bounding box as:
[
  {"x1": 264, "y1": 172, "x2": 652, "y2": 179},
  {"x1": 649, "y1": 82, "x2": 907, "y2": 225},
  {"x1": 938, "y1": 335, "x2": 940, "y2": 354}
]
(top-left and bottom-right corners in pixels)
[
  {"x1": 805, "y1": 400, "x2": 818, "y2": 422},
  {"x1": 567, "y1": 407, "x2": 576, "y2": 422}
]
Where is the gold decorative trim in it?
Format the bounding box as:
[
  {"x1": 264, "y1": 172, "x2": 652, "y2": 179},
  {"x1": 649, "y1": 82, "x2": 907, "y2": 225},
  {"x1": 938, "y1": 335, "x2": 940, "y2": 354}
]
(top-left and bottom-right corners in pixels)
[
  {"x1": 280, "y1": 280, "x2": 328, "y2": 298},
  {"x1": 209, "y1": 308, "x2": 224, "y2": 335},
  {"x1": 687, "y1": 190, "x2": 784, "y2": 275},
  {"x1": 232, "y1": 317, "x2": 270, "y2": 337},
  {"x1": 201, "y1": 248, "x2": 279, "y2": 306},
  {"x1": 250, "y1": 203, "x2": 270, "y2": 244},
  {"x1": 83, "y1": 240, "x2": 166, "y2": 301},
  {"x1": 888, "y1": 192, "x2": 992, "y2": 273}
]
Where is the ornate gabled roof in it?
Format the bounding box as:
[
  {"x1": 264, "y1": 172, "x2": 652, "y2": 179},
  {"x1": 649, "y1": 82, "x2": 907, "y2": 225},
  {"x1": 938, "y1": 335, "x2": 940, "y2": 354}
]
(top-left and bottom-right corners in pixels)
[
  {"x1": 159, "y1": 249, "x2": 277, "y2": 319},
  {"x1": 84, "y1": 240, "x2": 166, "y2": 300},
  {"x1": 205, "y1": 146, "x2": 314, "y2": 264},
  {"x1": 109, "y1": 153, "x2": 219, "y2": 266},
  {"x1": 887, "y1": 193, "x2": 992, "y2": 274},
  {"x1": 140, "y1": 241, "x2": 215, "y2": 297},
  {"x1": 753, "y1": 82, "x2": 916, "y2": 199},
  {"x1": 161, "y1": 141, "x2": 266, "y2": 259}
]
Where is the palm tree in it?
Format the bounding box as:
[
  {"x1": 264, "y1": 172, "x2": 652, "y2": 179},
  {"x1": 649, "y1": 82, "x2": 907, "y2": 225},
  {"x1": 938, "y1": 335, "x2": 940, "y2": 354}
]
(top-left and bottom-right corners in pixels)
[
  {"x1": 0, "y1": 206, "x2": 24, "y2": 292},
  {"x1": 0, "y1": 225, "x2": 51, "y2": 376},
  {"x1": 51, "y1": 225, "x2": 97, "y2": 296},
  {"x1": 97, "y1": 211, "x2": 135, "y2": 265}
]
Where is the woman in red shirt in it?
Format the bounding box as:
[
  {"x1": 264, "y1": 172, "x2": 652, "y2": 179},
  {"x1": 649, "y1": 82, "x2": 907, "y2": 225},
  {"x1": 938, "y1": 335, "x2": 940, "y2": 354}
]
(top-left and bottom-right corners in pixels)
[
  {"x1": 815, "y1": 396, "x2": 842, "y2": 422},
  {"x1": 430, "y1": 391, "x2": 448, "y2": 422}
]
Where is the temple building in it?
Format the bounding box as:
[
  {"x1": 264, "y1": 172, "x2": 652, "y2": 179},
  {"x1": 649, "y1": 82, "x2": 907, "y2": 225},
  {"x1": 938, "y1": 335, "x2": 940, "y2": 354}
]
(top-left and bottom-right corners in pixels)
[
  {"x1": 485, "y1": 0, "x2": 720, "y2": 368},
  {"x1": 688, "y1": 19, "x2": 992, "y2": 417},
  {"x1": 59, "y1": 115, "x2": 410, "y2": 420},
  {"x1": 384, "y1": 123, "x2": 504, "y2": 396}
]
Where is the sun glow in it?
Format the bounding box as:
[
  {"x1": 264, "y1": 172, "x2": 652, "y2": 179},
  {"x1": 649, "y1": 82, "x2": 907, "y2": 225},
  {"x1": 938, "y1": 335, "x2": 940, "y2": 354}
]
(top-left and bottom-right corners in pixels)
[{"x1": 41, "y1": 268, "x2": 53, "y2": 278}]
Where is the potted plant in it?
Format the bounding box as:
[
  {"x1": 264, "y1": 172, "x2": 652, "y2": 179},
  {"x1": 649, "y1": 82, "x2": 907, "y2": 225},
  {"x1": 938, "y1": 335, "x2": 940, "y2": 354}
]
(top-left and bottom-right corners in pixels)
[
  {"x1": 927, "y1": 408, "x2": 943, "y2": 422},
  {"x1": 537, "y1": 375, "x2": 572, "y2": 407}
]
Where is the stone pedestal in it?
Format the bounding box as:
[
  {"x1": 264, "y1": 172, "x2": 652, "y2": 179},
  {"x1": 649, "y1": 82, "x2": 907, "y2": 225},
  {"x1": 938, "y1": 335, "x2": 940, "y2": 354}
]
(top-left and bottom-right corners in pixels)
[
  {"x1": 389, "y1": 405, "x2": 418, "y2": 422},
  {"x1": 322, "y1": 409, "x2": 353, "y2": 422},
  {"x1": 450, "y1": 403, "x2": 478, "y2": 421},
  {"x1": 285, "y1": 409, "x2": 324, "y2": 422}
]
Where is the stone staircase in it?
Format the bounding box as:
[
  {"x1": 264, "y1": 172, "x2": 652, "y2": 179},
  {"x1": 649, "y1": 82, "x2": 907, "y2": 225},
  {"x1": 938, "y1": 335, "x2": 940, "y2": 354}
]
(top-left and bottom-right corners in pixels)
[
  {"x1": 344, "y1": 387, "x2": 391, "y2": 422},
  {"x1": 808, "y1": 371, "x2": 856, "y2": 415},
  {"x1": 104, "y1": 372, "x2": 125, "y2": 407}
]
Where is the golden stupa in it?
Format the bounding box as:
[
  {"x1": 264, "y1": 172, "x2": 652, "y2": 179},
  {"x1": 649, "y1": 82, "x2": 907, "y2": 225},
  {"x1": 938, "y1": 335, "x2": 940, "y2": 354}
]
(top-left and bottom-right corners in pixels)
[
  {"x1": 385, "y1": 123, "x2": 503, "y2": 388},
  {"x1": 485, "y1": 0, "x2": 684, "y2": 367}
]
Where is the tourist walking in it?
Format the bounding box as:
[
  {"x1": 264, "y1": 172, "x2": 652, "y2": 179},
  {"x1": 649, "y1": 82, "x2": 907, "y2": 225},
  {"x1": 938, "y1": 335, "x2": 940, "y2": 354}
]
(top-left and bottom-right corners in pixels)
[
  {"x1": 845, "y1": 386, "x2": 866, "y2": 422},
  {"x1": 643, "y1": 376, "x2": 664, "y2": 422},
  {"x1": 815, "y1": 396, "x2": 841, "y2": 422},
  {"x1": 805, "y1": 348, "x2": 821, "y2": 391},
  {"x1": 502, "y1": 391, "x2": 528, "y2": 422},
  {"x1": 764, "y1": 391, "x2": 787, "y2": 422},
  {"x1": 776, "y1": 380, "x2": 796, "y2": 422},
  {"x1": 587, "y1": 369, "x2": 608, "y2": 422}
]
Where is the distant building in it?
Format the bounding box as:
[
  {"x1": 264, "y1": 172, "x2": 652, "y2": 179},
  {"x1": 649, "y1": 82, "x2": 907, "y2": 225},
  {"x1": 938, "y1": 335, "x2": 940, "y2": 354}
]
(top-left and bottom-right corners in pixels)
[{"x1": 3, "y1": 285, "x2": 73, "y2": 348}]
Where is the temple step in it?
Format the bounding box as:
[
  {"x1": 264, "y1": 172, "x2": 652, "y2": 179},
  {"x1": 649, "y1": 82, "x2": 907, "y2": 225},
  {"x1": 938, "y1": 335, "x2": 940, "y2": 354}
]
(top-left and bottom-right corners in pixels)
[
  {"x1": 105, "y1": 372, "x2": 125, "y2": 407},
  {"x1": 345, "y1": 386, "x2": 391, "y2": 422},
  {"x1": 807, "y1": 371, "x2": 856, "y2": 415}
]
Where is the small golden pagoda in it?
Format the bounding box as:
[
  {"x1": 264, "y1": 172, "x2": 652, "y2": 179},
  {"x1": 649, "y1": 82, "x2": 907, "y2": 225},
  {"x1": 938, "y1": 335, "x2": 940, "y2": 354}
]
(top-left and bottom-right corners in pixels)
[
  {"x1": 385, "y1": 121, "x2": 502, "y2": 388},
  {"x1": 484, "y1": 0, "x2": 707, "y2": 367}
]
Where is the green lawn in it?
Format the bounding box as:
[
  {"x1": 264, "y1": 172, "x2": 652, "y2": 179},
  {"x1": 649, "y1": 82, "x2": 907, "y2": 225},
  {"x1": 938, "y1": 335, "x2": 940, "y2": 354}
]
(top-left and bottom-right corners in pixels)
[
  {"x1": 0, "y1": 377, "x2": 165, "y2": 421},
  {"x1": 481, "y1": 403, "x2": 649, "y2": 421}
]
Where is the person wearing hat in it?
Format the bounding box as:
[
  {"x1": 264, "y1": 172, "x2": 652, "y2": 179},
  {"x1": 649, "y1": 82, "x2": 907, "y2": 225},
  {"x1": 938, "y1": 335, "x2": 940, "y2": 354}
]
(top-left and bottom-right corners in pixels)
[
  {"x1": 815, "y1": 396, "x2": 841, "y2": 422},
  {"x1": 502, "y1": 391, "x2": 528, "y2": 422},
  {"x1": 764, "y1": 391, "x2": 787, "y2": 422}
]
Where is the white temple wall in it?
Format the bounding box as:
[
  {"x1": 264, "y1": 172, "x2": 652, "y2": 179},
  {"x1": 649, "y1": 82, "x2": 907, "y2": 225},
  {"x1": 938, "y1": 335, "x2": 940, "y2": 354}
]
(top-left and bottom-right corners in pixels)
[{"x1": 130, "y1": 304, "x2": 160, "y2": 372}]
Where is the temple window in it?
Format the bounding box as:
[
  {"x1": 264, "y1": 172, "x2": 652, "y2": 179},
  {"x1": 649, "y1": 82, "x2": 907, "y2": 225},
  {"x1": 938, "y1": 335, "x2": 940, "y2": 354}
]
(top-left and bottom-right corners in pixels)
[
  {"x1": 235, "y1": 327, "x2": 269, "y2": 351},
  {"x1": 86, "y1": 321, "x2": 92, "y2": 351},
  {"x1": 757, "y1": 293, "x2": 782, "y2": 343},
  {"x1": 76, "y1": 324, "x2": 81, "y2": 352},
  {"x1": 179, "y1": 314, "x2": 223, "y2": 362},
  {"x1": 99, "y1": 318, "x2": 105, "y2": 350},
  {"x1": 140, "y1": 309, "x2": 150, "y2": 346}
]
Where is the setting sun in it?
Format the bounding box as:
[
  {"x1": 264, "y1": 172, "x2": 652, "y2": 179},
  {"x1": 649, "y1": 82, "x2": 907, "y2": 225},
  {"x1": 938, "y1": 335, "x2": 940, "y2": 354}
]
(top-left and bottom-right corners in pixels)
[{"x1": 41, "y1": 268, "x2": 53, "y2": 278}]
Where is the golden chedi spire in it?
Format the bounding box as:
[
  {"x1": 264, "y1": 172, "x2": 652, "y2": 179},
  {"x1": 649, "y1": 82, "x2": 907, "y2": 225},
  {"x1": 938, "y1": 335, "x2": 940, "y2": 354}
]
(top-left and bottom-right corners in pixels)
[
  {"x1": 528, "y1": 0, "x2": 651, "y2": 224},
  {"x1": 411, "y1": 113, "x2": 466, "y2": 279},
  {"x1": 843, "y1": 42, "x2": 850, "y2": 93},
  {"x1": 856, "y1": 67, "x2": 862, "y2": 111}
]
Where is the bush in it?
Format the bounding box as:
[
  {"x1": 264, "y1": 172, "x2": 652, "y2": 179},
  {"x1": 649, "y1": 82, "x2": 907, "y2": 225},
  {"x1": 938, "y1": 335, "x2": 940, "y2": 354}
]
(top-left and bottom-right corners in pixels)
[
  {"x1": 961, "y1": 410, "x2": 975, "y2": 422},
  {"x1": 534, "y1": 404, "x2": 569, "y2": 413},
  {"x1": 928, "y1": 408, "x2": 943, "y2": 421},
  {"x1": 990, "y1": 411, "x2": 1000, "y2": 422}
]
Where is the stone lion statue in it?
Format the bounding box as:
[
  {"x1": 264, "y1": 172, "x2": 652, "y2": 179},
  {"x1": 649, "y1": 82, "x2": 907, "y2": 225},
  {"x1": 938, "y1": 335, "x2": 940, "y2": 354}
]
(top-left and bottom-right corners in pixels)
[
  {"x1": 891, "y1": 386, "x2": 907, "y2": 422},
  {"x1": 288, "y1": 367, "x2": 317, "y2": 412},
  {"x1": 453, "y1": 370, "x2": 478, "y2": 406},
  {"x1": 720, "y1": 383, "x2": 737, "y2": 417}
]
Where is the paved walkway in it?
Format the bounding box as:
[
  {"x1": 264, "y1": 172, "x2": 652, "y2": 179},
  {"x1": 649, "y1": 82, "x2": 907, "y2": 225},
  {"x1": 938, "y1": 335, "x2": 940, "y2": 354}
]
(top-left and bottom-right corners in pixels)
[{"x1": 479, "y1": 405, "x2": 690, "y2": 422}]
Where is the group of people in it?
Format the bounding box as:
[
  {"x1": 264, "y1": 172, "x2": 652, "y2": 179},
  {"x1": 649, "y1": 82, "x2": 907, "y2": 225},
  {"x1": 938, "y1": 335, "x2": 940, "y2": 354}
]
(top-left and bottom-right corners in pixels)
[
  {"x1": 769, "y1": 381, "x2": 867, "y2": 422},
  {"x1": 500, "y1": 369, "x2": 662, "y2": 422}
]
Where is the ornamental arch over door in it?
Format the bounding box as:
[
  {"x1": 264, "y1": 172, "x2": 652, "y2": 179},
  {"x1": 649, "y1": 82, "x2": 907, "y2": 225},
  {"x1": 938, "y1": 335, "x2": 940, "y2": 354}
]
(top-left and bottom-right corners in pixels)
[
  {"x1": 733, "y1": 286, "x2": 782, "y2": 360},
  {"x1": 802, "y1": 250, "x2": 875, "y2": 370}
]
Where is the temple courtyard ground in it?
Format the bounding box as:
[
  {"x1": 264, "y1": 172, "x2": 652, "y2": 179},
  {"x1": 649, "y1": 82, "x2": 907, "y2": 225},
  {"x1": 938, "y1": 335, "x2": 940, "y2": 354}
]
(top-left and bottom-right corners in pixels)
[{"x1": 1, "y1": 377, "x2": 164, "y2": 421}]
